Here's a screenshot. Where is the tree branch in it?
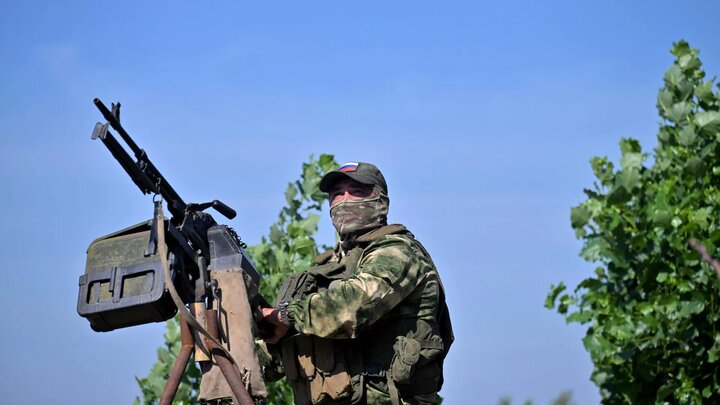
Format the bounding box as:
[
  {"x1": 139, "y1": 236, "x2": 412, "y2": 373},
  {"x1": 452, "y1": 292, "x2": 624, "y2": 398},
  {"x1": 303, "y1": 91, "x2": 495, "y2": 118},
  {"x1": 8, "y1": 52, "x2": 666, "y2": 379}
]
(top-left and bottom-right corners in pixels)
[{"x1": 689, "y1": 238, "x2": 720, "y2": 279}]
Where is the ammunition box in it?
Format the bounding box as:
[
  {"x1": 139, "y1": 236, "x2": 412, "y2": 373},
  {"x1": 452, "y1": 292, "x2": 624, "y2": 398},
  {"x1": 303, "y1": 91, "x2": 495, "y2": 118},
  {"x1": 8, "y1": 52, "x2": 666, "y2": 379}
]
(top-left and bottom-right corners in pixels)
[{"x1": 77, "y1": 220, "x2": 176, "y2": 332}]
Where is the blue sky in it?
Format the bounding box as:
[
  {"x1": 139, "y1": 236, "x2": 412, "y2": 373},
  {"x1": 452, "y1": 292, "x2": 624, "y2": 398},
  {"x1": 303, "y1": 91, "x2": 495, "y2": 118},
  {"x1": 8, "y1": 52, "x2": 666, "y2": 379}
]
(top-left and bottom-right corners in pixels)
[{"x1": 1, "y1": 1, "x2": 719, "y2": 404}]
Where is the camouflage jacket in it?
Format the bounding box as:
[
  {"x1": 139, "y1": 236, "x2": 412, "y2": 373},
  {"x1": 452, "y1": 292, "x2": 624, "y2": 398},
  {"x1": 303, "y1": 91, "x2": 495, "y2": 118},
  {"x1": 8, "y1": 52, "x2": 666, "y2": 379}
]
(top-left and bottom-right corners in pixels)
[{"x1": 285, "y1": 224, "x2": 451, "y2": 386}]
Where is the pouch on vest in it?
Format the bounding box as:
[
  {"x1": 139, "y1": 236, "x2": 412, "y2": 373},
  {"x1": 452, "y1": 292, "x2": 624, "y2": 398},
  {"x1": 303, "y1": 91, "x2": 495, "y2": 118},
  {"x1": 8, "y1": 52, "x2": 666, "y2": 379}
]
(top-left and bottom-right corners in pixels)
[
  {"x1": 282, "y1": 335, "x2": 353, "y2": 404},
  {"x1": 314, "y1": 338, "x2": 352, "y2": 402},
  {"x1": 281, "y1": 335, "x2": 311, "y2": 405},
  {"x1": 304, "y1": 337, "x2": 352, "y2": 404},
  {"x1": 390, "y1": 334, "x2": 445, "y2": 386},
  {"x1": 296, "y1": 335, "x2": 315, "y2": 380},
  {"x1": 390, "y1": 336, "x2": 421, "y2": 384}
]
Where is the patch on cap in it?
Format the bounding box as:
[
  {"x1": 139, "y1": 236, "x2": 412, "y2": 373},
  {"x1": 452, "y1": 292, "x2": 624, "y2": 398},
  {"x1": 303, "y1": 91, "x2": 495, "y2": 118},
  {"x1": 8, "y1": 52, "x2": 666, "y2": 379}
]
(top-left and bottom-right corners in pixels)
[{"x1": 338, "y1": 162, "x2": 359, "y2": 172}]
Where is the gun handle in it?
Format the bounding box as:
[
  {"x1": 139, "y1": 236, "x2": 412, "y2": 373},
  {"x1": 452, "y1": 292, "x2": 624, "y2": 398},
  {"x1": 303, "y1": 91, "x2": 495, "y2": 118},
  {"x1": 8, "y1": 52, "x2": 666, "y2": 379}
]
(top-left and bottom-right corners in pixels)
[{"x1": 212, "y1": 200, "x2": 237, "y2": 219}]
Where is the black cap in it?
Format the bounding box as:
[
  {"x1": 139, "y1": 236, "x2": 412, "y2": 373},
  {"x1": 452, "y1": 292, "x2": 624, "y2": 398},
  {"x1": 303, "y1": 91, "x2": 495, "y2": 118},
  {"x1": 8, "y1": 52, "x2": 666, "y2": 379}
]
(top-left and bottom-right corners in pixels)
[{"x1": 319, "y1": 162, "x2": 388, "y2": 195}]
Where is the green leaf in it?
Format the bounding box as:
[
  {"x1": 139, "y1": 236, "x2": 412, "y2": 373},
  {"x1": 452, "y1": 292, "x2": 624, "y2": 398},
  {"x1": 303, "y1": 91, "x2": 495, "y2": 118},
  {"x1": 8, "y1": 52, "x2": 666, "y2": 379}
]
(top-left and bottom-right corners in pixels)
[
  {"x1": 269, "y1": 223, "x2": 283, "y2": 244},
  {"x1": 583, "y1": 333, "x2": 614, "y2": 356},
  {"x1": 318, "y1": 154, "x2": 337, "y2": 174},
  {"x1": 637, "y1": 302, "x2": 654, "y2": 316},
  {"x1": 620, "y1": 138, "x2": 641, "y2": 154},
  {"x1": 690, "y1": 207, "x2": 711, "y2": 228},
  {"x1": 671, "y1": 40, "x2": 692, "y2": 57},
  {"x1": 570, "y1": 205, "x2": 592, "y2": 230},
  {"x1": 663, "y1": 101, "x2": 692, "y2": 123},
  {"x1": 580, "y1": 237, "x2": 611, "y2": 261},
  {"x1": 545, "y1": 282, "x2": 567, "y2": 309},
  {"x1": 616, "y1": 168, "x2": 641, "y2": 191},
  {"x1": 657, "y1": 89, "x2": 675, "y2": 114},
  {"x1": 301, "y1": 163, "x2": 321, "y2": 197},
  {"x1": 695, "y1": 81, "x2": 716, "y2": 103},
  {"x1": 285, "y1": 183, "x2": 298, "y2": 206},
  {"x1": 708, "y1": 335, "x2": 720, "y2": 363},
  {"x1": 657, "y1": 126, "x2": 673, "y2": 143},
  {"x1": 650, "y1": 209, "x2": 671, "y2": 227},
  {"x1": 590, "y1": 156, "x2": 614, "y2": 185},
  {"x1": 298, "y1": 214, "x2": 320, "y2": 233},
  {"x1": 678, "y1": 300, "x2": 705, "y2": 318},
  {"x1": 557, "y1": 294, "x2": 575, "y2": 314},
  {"x1": 678, "y1": 53, "x2": 701, "y2": 72},
  {"x1": 694, "y1": 111, "x2": 720, "y2": 135},
  {"x1": 657, "y1": 384, "x2": 675, "y2": 402},
  {"x1": 290, "y1": 236, "x2": 315, "y2": 255},
  {"x1": 607, "y1": 185, "x2": 631, "y2": 205},
  {"x1": 566, "y1": 310, "x2": 591, "y2": 324},
  {"x1": 664, "y1": 65, "x2": 685, "y2": 90},
  {"x1": 683, "y1": 156, "x2": 705, "y2": 176},
  {"x1": 677, "y1": 125, "x2": 697, "y2": 146},
  {"x1": 621, "y1": 152, "x2": 643, "y2": 170}
]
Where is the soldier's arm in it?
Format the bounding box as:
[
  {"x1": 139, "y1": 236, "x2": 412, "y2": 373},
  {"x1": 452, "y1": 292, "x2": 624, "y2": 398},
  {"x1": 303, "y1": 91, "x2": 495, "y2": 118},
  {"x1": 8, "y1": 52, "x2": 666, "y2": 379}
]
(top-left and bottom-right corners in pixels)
[{"x1": 286, "y1": 236, "x2": 421, "y2": 339}]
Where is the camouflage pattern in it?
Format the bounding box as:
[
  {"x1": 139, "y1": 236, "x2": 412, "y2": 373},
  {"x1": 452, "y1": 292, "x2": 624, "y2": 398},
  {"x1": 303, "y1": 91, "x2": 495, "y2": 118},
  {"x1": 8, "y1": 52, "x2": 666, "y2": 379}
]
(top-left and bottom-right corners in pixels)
[
  {"x1": 287, "y1": 233, "x2": 438, "y2": 339},
  {"x1": 285, "y1": 227, "x2": 449, "y2": 402},
  {"x1": 329, "y1": 186, "x2": 389, "y2": 238}
]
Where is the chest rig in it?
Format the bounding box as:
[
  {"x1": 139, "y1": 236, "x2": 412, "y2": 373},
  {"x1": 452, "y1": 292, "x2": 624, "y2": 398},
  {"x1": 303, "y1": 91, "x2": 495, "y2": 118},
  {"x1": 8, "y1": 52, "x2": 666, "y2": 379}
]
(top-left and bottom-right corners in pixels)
[{"x1": 275, "y1": 225, "x2": 453, "y2": 405}]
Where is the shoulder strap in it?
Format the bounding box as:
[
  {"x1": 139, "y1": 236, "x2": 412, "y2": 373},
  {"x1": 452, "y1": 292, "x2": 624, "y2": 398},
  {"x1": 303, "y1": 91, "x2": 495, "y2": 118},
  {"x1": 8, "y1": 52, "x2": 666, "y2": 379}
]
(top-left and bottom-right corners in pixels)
[
  {"x1": 356, "y1": 224, "x2": 411, "y2": 243},
  {"x1": 314, "y1": 249, "x2": 335, "y2": 265}
]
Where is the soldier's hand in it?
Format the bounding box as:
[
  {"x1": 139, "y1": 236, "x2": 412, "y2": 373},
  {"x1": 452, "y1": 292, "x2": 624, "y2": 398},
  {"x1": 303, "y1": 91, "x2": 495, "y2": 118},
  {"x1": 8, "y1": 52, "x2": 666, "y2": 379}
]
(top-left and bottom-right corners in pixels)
[{"x1": 261, "y1": 307, "x2": 289, "y2": 344}]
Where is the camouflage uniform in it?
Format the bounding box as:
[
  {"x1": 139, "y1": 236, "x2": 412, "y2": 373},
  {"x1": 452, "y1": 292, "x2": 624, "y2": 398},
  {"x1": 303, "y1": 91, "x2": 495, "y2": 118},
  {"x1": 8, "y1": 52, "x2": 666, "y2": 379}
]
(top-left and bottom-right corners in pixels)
[{"x1": 273, "y1": 162, "x2": 453, "y2": 405}]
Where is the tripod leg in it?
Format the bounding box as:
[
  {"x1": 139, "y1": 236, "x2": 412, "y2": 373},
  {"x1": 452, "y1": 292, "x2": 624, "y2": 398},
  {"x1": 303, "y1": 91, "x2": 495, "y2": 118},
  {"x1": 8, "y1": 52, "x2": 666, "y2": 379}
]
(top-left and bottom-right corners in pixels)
[
  {"x1": 205, "y1": 309, "x2": 255, "y2": 405},
  {"x1": 159, "y1": 316, "x2": 194, "y2": 405}
]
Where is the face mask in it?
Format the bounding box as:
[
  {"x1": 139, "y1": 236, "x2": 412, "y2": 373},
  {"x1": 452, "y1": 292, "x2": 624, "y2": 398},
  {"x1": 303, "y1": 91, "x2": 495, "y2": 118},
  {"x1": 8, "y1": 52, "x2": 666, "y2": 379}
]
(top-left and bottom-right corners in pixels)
[{"x1": 330, "y1": 187, "x2": 389, "y2": 238}]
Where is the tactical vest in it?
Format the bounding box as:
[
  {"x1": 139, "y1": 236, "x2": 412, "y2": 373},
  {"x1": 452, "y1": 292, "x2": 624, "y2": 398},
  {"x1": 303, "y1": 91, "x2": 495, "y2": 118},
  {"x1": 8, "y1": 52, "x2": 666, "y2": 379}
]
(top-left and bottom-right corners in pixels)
[{"x1": 275, "y1": 225, "x2": 454, "y2": 405}]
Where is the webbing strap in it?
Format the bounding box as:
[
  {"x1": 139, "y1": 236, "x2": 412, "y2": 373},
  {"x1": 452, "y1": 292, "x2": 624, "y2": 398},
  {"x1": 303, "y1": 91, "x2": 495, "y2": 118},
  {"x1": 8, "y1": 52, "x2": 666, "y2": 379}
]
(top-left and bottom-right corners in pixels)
[
  {"x1": 387, "y1": 375, "x2": 401, "y2": 405},
  {"x1": 356, "y1": 224, "x2": 408, "y2": 243},
  {"x1": 314, "y1": 249, "x2": 334, "y2": 265},
  {"x1": 417, "y1": 339, "x2": 443, "y2": 351}
]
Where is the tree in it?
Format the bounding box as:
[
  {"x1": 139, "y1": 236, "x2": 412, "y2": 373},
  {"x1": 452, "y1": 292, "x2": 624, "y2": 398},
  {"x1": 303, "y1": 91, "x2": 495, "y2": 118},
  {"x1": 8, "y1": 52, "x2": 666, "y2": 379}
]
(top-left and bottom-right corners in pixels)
[
  {"x1": 546, "y1": 41, "x2": 720, "y2": 403},
  {"x1": 497, "y1": 391, "x2": 576, "y2": 405},
  {"x1": 135, "y1": 154, "x2": 338, "y2": 404},
  {"x1": 245, "y1": 153, "x2": 338, "y2": 403}
]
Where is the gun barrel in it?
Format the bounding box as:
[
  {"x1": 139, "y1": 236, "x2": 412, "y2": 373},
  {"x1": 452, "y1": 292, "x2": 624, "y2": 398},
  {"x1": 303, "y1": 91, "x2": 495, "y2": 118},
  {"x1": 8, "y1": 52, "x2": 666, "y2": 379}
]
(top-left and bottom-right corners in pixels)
[
  {"x1": 94, "y1": 98, "x2": 143, "y2": 156},
  {"x1": 99, "y1": 130, "x2": 157, "y2": 194},
  {"x1": 93, "y1": 98, "x2": 188, "y2": 220}
]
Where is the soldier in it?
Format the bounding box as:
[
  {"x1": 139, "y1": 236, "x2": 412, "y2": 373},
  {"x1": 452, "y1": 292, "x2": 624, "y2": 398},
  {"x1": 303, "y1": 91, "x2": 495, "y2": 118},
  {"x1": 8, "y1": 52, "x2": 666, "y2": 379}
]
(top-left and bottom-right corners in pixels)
[{"x1": 261, "y1": 162, "x2": 453, "y2": 405}]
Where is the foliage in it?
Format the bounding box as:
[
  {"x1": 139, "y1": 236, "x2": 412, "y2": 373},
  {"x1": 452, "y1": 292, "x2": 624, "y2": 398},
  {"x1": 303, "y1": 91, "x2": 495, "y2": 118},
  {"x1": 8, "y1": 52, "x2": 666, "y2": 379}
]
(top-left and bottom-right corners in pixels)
[
  {"x1": 546, "y1": 41, "x2": 720, "y2": 403},
  {"x1": 246, "y1": 153, "x2": 338, "y2": 403},
  {"x1": 247, "y1": 154, "x2": 338, "y2": 300},
  {"x1": 497, "y1": 391, "x2": 576, "y2": 405},
  {"x1": 549, "y1": 391, "x2": 576, "y2": 405},
  {"x1": 135, "y1": 154, "x2": 338, "y2": 404}
]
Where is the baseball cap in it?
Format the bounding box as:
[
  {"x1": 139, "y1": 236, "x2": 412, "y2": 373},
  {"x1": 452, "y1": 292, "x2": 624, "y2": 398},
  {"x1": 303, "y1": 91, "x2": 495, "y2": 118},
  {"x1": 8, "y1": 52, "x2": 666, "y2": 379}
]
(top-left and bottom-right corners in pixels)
[{"x1": 319, "y1": 161, "x2": 388, "y2": 195}]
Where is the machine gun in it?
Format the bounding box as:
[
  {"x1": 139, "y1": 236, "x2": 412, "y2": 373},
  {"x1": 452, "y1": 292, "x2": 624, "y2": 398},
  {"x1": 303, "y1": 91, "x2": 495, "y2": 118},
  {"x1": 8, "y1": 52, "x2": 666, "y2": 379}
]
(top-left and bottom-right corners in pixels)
[{"x1": 77, "y1": 99, "x2": 269, "y2": 404}]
